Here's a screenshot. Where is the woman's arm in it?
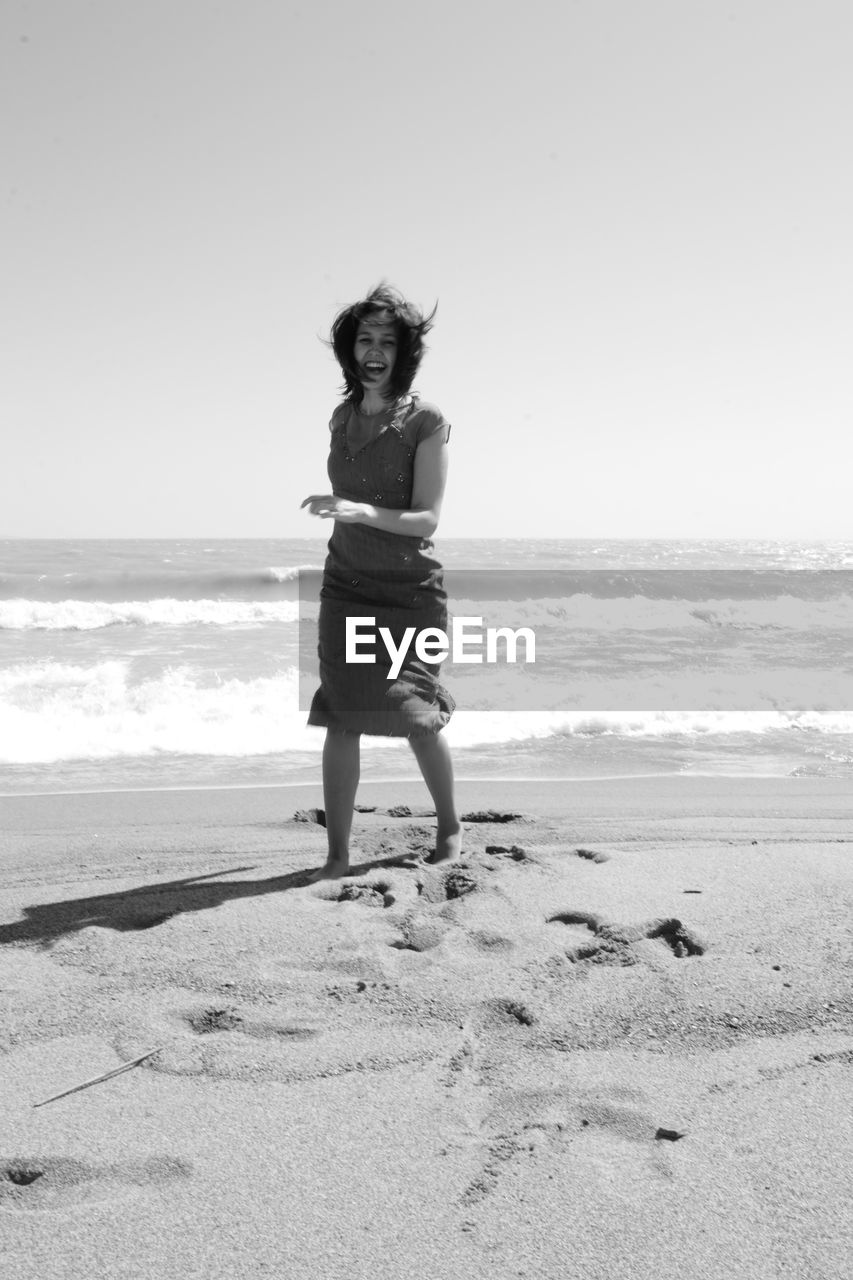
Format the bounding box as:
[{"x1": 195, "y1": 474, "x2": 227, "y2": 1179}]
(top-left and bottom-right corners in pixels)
[{"x1": 302, "y1": 430, "x2": 449, "y2": 539}]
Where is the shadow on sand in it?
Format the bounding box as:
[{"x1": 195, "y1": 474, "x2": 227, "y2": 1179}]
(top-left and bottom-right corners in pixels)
[{"x1": 0, "y1": 855, "x2": 422, "y2": 949}]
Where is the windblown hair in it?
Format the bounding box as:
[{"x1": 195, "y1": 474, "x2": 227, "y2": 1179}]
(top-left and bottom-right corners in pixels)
[{"x1": 329, "y1": 283, "x2": 437, "y2": 405}]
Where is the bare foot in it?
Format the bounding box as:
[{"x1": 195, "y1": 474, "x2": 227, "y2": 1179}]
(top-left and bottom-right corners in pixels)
[
  {"x1": 425, "y1": 823, "x2": 462, "y2": 866},
  {"x1": 307, "y1": 859, "x2": 350, "y2": 882}
]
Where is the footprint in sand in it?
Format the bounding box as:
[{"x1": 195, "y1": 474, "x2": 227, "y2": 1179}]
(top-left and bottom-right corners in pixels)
[
  {"x1": 483, "y1": 844, "x2": 608, "y2": 867},
  {"x1": 389, "y1": 858, "x2": 523, "y2": 955},
  {"x1": 466, "y1": 929, "x2": 515, "y2": 954},
  {"x1": 573, "y1": 846, "x2": 611, "y2": 864},
  {"x1": 110, "y1": 994, "x2": 326, "y2": 1084},
  {"x1": 484, "y1": 844, "x2": 534, "y2": 864},
  {"x1": 547, "y1": 911, "x2": 706, "y2": 965},
  {"x1": 0, "y1": 1155, "x2": 191, "y2": 1213},
  {"x1": 441, "y1": 866, "x2": 481, "y2": 900},
  {"x1": 113, "y1": 987, "x2": 443, "y2": 1084},
  {"x1": 475, "y1": 996, "x2": 538, "y2": 1028},
  {"x1": 457, "y1": 1084, "x2": 672, "y2": 1207},
  {"x1": 389, "y1": 912, "x2": 450, "y2": 953},
  {"x1": 184, "y1": 1005, "x2": 321, "y2": 1042},
  {"x1": 415, "y1": 863, "x2": 486, "y2": 904},
  {"x1": 461, "y1": 810, "x2": 525, "y2": 824},
  {"x1": 315, "y1": 879, "x2": 397, "y2": 909}
]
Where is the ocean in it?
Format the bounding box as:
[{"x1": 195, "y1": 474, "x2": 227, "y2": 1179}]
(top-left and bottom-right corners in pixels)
[{"x1": 2, "y1": 537, "x2": 852, "y2": 796}]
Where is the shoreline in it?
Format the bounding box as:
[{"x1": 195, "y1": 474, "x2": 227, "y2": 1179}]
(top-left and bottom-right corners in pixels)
[
  {"x1": 4, "y1": 772, "x2": 851, "y2": 835},
  {"x1": 0, "y1": 766, "x2": 830, "y2": 800}
]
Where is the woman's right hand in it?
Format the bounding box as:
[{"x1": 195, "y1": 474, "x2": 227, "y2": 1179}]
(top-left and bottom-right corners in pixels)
[{"x1": 301, "y1": 495, "x2": 368, "y2": 523}]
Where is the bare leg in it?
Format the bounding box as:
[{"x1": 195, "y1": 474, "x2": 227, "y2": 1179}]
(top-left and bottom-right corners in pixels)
[
  {"x1": 408, "y1": 732, "x2": 462, "y2": 864},
  {"x1": 310, "y1": 729, "x2": 360, "y2": 880}
]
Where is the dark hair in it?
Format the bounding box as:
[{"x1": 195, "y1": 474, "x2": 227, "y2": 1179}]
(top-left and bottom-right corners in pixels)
[{"x1": 329, "y1": 283, "x2": 437, "y2": 405}]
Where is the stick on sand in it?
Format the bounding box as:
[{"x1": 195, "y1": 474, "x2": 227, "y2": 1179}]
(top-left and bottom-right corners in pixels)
[{"x1": 32, "y1": 1047, "x2": 163, "y2": 1108}]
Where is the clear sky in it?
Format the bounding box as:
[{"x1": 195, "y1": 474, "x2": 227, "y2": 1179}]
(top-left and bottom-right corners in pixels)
[{"x1": 2, "y1": 0, "x2": 851, "y2": 539}]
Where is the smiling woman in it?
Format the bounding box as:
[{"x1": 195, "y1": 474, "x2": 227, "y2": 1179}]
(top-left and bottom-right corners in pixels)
[
  {"x1": 327, "y1": 283, "x2": 437, "y2": 412},
  {"x1": 300, "y1": 283, "x2": 460, "y2": 880},
  {"x1": 353, "y1": 317, "x2": 397, "y2": 399}
]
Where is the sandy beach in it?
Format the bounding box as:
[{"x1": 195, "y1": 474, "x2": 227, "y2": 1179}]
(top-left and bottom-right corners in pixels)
[{"x1": 1, "y1": 776, "x2": 851, "y2": 1280}]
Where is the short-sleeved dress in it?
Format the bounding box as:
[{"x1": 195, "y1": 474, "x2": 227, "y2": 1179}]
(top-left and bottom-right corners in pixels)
[{"x1": 307, "y1": 394, "x2": 455, "y2": 737}]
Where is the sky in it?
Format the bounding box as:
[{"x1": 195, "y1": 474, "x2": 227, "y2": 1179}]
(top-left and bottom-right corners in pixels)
[{"x1": 2, "y1": 0, "x2": 851, "y2": 540}]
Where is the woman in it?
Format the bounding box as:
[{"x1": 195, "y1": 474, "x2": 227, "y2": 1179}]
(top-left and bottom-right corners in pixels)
[{"x1": 302, "y1": 284, "x2": 460, "y2": 879}]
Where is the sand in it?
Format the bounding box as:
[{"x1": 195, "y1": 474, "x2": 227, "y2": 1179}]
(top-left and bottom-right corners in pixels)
[{"x1": 1, "y1": 776, "x2": 851, "y2": 1280}]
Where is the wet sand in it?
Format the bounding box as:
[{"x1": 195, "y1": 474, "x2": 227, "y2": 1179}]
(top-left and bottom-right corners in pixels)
[{"x1": 1, "y1": 777, "x2": 851, "y2": 1279}]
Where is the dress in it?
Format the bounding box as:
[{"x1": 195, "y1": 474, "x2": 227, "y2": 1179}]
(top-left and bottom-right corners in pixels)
[{"x1": 307, "y1": 394, "x2": 455, "y2": 737}]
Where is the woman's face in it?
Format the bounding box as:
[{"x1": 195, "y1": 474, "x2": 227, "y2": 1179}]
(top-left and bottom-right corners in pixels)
[{"x1": 353, "y1": 315, "x2": 398, "y2": 397}]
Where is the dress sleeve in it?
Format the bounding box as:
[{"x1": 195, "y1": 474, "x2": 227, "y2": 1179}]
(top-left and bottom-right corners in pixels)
[
  {"x1": 408, "y1": 401, "x2": 451, "y2": 446},
  {"x1": 329, "y1": 403, "x2": 348, "y2": 433}
]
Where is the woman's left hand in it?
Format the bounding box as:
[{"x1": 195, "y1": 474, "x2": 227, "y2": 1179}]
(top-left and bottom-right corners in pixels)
[{"x1": 301, "y1": 494, "x2": 366, "y2": 523}]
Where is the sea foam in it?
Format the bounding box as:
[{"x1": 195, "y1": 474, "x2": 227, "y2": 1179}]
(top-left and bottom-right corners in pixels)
[
  {"x1": 2, "y1": 660, "x2": 852, "y2": 765},
  {"x1": 0, "y1": 599, "x2": 299, "y2": 631}
]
